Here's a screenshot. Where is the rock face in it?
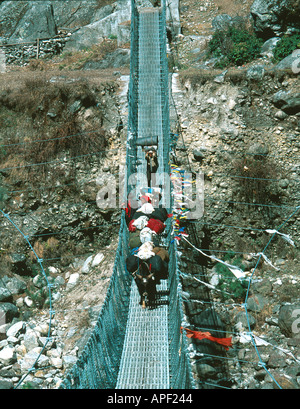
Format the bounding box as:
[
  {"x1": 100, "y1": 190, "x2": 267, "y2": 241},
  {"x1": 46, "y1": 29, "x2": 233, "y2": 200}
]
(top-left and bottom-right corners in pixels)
[
  {"x1": 212, "y1": 13, "x2": 246, "y2": 32},
  {"x1": 251, "y1": 0, "x2": 300, "y2": 38},
  {"x1": 172, "y1": 53, "x2": 300, "y2": 387},
  {"x1": 62, "y1": 0, "x2": 132, "y2": 51},
  {"x1": 0, "y1": 0, "x2": 100, "y2": 40},
  {"x1": 8, "y1": 2, "x2": 57, "y2": 43},
  {"x1": 0, "y1": 0, "x2": 181, "y2": 65},
  {"x1": 0, "y1": 0, "x2": 178, "y2": 49}
]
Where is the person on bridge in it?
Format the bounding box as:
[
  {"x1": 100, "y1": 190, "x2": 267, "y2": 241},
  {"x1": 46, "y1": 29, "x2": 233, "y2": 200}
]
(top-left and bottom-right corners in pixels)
[{"x1": 145, "y1": 147, "x2": 158, "y2": 187}]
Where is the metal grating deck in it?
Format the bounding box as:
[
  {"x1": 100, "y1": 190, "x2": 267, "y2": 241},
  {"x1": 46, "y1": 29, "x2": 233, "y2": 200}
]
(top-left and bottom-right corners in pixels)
[
  {"x1": 116, "y1": 8, "x2": 170, "y2": 389},
  {"x1": 116, "y1": 280, "x2": 169, "y2": 389},
  {"x1": 136, "y1": 8, "x2": 164, "y2": 187}
]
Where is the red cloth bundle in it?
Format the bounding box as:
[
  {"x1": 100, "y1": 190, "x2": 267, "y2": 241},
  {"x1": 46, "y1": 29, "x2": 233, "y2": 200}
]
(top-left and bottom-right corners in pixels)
[
  {"x1": 181, "y1": 327, "x2": 233, "y2": 351},
  {"x1": 128, "y1": 219, "x2": 136, "y2": 232},
  {"x1": 147, "y1": 218, "x2": 166, "y2": 234}
]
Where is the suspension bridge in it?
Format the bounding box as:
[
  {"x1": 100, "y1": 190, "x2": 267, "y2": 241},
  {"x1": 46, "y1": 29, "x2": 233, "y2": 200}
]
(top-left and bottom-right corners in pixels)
[
  {"x1": 60, "y1": 0, "x2": 195, "y2": 389},
  {"x1": 1, "y1": 0, "x2": 298, "y2": 391}
]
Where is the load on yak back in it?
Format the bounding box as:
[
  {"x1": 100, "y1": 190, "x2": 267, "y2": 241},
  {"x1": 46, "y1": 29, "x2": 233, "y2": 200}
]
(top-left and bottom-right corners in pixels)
[{"x1": 124, "y1": 183, "x2": 170, "y2": 308}]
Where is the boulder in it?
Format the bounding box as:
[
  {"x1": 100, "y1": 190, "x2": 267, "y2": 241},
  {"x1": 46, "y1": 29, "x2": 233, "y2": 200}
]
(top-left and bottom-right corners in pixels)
[
  {"x1": 272, "y1": 90, "x2": 300, "y2": 114},
  {"x1": 32, "y1": 274, "x2": 47, "y2": 289},
  {"x1": 62, "y1": 355, "x2": 78, "y2": 370},
  {"x1": 196, "y1": 363, "x2": 217, "y2": 379},
  {"x1": 251, "y1": 0, "x2": 300, "y2": 38},
  {"x1": 246, "y1": 294, "x2": 267, "y2": 313},
  {"x1": 261, "y1": 37, "x2": 280, "y2": 57},
  {"x1": 0, "y1": 303, "x2": 19, "y2": 323},
  {"x1": 234, "y1": 311, "x2": 256, "y2": 330},
  {"x1": 67, "y1": 273, "x2": 80, "y2": 289},
  {"x1": 0, "y1": 380, "x2": 14, "y2": 389},
  {"x1": 195, "y1": 308, "x2": 226, "y2": 338},
  {"x1": 0, "y1": 287, "x2": 11, "y2": 303},
  {"x1": 0, "y1": 346, "x2": 16, "y2": 365},
  {"x1": 92, "y1": 252, "x2": 105, "y2": 267},
  {"x1": 266, "y1": 372, "x2": 299, "y2": 389},
  {"x1": 275, "y1": 50, "x2": 300, "y2": 73},
  {"x1": 4, "y1": 275, "x2": 27, "y2": 295},
  {"x1": 212, "y1": 14, "x2": 246, "y2": 31},
  {"x1": 274, "y1": 110, "x2": 288, "y2": 120},
  {"x1": 278, "y1": 303, "x2": 300, "y2": 338},
  {"x1": 23, "y1": 329, "x2": 39, "y2": 351},
  {"x1": 19, "y1": 349, "x2": 50, "y2": 371},
  {"x1": 50, "y1": 356, "x2": 63, "y2": 369},
  {"x1": 6, "y1": 321, "x2": 26, "y2": 338},
  {"x1": 267, "y1": 351, "x2": 287, "y2": 369},
  {"x1": 212, "y1": 14, "x2": 233, "y2": 31},
  {"x1": 193, "y1": 149, "x2": 205, "y2": 162},
  {"x1": 247, "y1": 143, "x2": 269, "y2": 159},
  {"x1": 81, "y1": 256, "x2": 93, "y2": 274},
  {"x1": 246, "y1": 65, "x2": 265, "y2": 81}
]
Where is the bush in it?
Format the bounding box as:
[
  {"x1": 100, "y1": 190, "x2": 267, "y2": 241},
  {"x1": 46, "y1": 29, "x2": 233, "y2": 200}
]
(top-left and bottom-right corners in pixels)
[
  {"x1": 215, "y1": 253, "x2": 248, "y2": 301},
  {"x1": 232, "y1": 154, "x2": 282, "y2": 207},
  {"x1": 208, "y1": 24, "x2": 263, "y2": 68},
  {"x1": 273, "y1": 34, "x2": 300, "y2": 62}
]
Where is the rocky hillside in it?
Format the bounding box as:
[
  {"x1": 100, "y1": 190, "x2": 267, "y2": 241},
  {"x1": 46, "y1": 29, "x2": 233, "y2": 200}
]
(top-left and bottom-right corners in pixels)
[{"x1": 0, "y1": 0, "x2": 299, "y2": 389}]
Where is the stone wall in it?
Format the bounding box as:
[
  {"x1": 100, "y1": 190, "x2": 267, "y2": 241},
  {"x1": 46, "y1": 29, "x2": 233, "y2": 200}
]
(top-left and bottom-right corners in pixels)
[{"x1": 0, "y1": 37, "x2": 68, "y2": 67}]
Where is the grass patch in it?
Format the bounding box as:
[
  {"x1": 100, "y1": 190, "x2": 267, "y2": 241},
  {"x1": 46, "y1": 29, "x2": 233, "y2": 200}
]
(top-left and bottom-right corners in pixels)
[
  {"x1": 178, "y1": 67, "x2": 248, "y2": 89},
  {"x1": 0, "y1": 78, "x2": 111, "y2": 188},
  {"x1": 26, "y1": 38, "x2": 120, "y2": 71}
]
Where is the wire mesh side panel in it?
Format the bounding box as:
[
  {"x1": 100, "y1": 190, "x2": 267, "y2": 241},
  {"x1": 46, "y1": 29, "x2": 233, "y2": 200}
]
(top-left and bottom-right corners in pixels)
[
  {"x1": 159, "y1": 2, "x2": 170, "y2": 178},
  {"x1": 159, "y1": 0, "x2": 195, "y2": 388},
  {"x1": 60, "y1": 0, "x2": 141, "y2": 390},
  {"x1": 60, "y1": 218, "x2": 132, "y2": 389},
  {"x1": 167, "y1": 230, "x2": 196, "y2": 389}
]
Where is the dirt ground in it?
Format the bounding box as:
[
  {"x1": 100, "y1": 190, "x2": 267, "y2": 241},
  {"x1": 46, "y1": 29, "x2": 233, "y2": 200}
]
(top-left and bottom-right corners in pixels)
[
  {"x1": 179, "y1": 0, "x2": 253, "y2": 35},
  {"x1": 0, "y1": 66, "x2": 130, "y2": 93}
]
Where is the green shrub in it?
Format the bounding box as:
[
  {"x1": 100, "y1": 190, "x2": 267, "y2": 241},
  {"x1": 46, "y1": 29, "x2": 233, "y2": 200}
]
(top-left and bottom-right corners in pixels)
[
  {"x1": 273, "y1": 34, "x2": 300, "y2": 62},
  {"x1": 208, "y1": 24, "x2": 263, "y2": 68},
  {"x1": 215, "y1": 252, "x2": 248, "y2": 301}
]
